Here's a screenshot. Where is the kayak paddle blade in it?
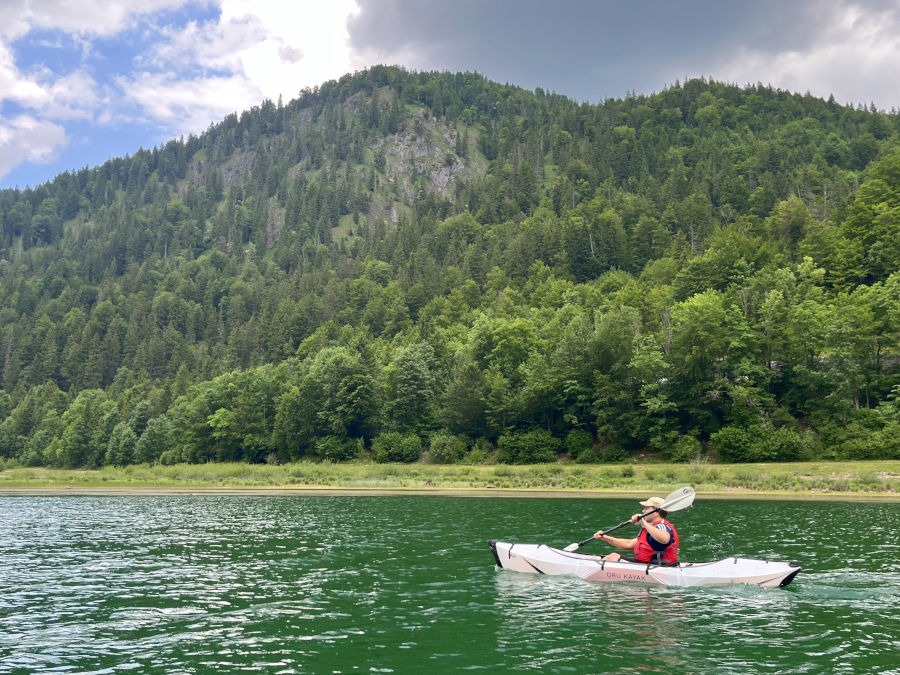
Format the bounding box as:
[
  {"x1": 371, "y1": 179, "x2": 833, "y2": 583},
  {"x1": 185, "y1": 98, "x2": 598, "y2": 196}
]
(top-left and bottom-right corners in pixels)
[{"x1": 661, "y1": 486, "x2": 695, "y2": 513}]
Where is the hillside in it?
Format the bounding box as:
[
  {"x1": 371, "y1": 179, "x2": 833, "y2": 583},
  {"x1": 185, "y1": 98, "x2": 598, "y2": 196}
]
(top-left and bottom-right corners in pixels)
[{"x1": 0, "y1": 66, "x2": 898, "y2": 468}]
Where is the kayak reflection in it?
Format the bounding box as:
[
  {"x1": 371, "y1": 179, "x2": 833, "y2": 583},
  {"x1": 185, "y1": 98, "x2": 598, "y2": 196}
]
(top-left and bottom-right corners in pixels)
[{"x1": 492, "y1": 571, "x2": 688, "y2": 672}]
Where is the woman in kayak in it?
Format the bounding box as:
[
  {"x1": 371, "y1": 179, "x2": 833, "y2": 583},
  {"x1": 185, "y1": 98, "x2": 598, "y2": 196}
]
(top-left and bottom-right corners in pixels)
[{"x1": 593, "y1": 496, "x2": 679, "y2": 564}]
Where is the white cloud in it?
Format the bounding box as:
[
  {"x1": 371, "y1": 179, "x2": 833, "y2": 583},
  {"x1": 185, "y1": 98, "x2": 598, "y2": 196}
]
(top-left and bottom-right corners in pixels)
[
  {"x1": 33, "y1": 69, "x2": 99, "y2": 119},
  {"x1": 0, "y1": 0, "x2": 190, "y2": 40},
  {"x1": 0, "y1": 44, "x2": 47, "y2": 104},
  {"x1": 220, "y1": 0, "x2": 363, "y2": 99},
  {"x1": 146, "y1": 12, "x2": 268, "y2": 73},
  {"x1": 120, "y1": 71, "x2": 262, "y2": 132},
  {"x1": 121, "y1": 0, "x2": 362, "y2": 133},
  {"x1": 0, "y1": 43, "x2": 98, "y2": 119},
  {"x1": 717, "y1": 3, "x2": 900, "y2": 110},
  {"x1": 0, "y1": 1, "x2": 198, "y2": 182},
  {"x1": 0, "y1": 115, "x2": 67, "y2": 181},
  {"x1": 3, "y1": 1, "x2": 364, "y2": 180}
]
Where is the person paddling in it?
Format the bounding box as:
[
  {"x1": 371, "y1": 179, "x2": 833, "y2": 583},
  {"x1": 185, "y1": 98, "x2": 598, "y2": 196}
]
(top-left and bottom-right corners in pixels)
[{"x1": 593, "y1": 496, "x2": 679, "y2": 565}]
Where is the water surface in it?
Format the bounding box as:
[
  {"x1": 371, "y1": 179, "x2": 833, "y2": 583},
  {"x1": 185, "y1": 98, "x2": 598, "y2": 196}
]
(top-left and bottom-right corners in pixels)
[{"x1": 1, "y1": 496, "x2": 897, "y2": 673}]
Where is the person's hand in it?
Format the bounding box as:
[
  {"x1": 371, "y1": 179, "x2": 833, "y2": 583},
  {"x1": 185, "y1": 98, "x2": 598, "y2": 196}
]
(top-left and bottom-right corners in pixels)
[
  {"x1": 593, "y1": 530, "x2": 606, "y2": 540},
  {"x1": 629, "y1": 513, "x2": 641, "y2": 524}
]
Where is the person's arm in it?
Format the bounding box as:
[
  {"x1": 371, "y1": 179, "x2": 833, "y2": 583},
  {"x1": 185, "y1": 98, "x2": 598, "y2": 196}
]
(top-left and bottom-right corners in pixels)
[
  {"x1": 594, "y1": 512, "x2": 644, "y2": 549},
  {"x1": 593, "y1": 531, "x2": 637, "y2": 550},
  {"x1": 641, "y1": 520, "x2": 672, "y2": 545}
]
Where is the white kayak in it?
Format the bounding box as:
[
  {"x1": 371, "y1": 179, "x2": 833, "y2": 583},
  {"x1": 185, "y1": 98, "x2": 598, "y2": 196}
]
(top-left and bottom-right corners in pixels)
[{"x1": 490, "y1": 541, "x2": 801, "y2": 588}]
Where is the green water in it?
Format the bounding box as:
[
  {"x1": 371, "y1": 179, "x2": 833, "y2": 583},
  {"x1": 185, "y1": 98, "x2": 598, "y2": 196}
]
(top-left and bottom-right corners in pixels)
[{"x1": 1, "y1": 496, "x2": 898, "y2": 674}]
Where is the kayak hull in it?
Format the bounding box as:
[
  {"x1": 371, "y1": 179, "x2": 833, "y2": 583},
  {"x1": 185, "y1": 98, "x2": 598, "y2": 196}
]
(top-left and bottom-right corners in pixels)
[{"x1": 490, "y1": 541, "x2": 801, "y2": 588}]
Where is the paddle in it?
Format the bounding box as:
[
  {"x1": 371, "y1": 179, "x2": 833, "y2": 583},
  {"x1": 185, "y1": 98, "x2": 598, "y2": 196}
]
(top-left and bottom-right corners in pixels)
[{"x1": 563, "y1": 486, "x2": 695, "y2": 552}]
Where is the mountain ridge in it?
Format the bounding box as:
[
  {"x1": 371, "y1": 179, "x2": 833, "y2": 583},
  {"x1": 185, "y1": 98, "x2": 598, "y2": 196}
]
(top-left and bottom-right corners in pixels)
[{"x1": 0, "y1": 66, "x2": 898, "y2": 469}]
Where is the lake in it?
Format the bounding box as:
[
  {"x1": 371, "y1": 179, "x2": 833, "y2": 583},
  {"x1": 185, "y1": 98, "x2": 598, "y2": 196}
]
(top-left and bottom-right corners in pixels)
[{"x1": 1, "y1": 495, "x2": 898, "y2": 673}]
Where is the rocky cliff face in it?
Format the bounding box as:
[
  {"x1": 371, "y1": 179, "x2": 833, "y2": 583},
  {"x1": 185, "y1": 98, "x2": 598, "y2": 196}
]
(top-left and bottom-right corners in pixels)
[
  {"x1": 376, "y1": 108, "x2": 483, "y2": 210},
  {"x1": 186, "y1": 91, "x2": 486, "y2": 231}
]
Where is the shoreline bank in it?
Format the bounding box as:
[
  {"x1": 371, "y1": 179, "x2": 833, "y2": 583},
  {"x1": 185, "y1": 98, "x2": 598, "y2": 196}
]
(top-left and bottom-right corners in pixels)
[
  {"x1": 1, "y1": 486, "x2": 898, "y2": 501},
  {"x1": 1, "y1": 460, "x2": 898, "y2": 501}
]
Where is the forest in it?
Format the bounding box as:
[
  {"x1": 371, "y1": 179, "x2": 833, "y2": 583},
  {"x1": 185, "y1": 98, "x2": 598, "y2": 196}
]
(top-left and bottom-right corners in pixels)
[{"x1": 0, "y1": 66, "x2": 898, "y2": 468}]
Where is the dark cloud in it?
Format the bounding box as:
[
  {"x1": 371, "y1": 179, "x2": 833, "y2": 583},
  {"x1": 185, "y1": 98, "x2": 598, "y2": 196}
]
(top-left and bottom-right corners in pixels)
[{"x1": 348, "y1": 0, "x2": 900, "y2": 102}]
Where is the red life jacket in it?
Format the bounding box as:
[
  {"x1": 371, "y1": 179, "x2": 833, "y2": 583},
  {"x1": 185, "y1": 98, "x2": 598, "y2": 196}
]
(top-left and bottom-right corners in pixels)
[{"x1": 633, "y1": 519, "x2": 679, "y2": 564}]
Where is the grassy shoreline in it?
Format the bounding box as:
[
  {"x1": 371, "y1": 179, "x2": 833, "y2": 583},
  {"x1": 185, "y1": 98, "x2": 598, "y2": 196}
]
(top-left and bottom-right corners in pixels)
[{"x1": 1, "y1": 460, "x2": 898, "y2": 500}]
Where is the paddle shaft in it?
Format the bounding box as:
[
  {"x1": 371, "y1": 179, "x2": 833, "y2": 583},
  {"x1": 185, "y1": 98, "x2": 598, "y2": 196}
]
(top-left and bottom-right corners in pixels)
[
  {"x1": 563, "y1": 486, "x2": 694, "y2": 552},
  {"x1": 572, "y1": 506, "x2": 661, "y2": 549}
]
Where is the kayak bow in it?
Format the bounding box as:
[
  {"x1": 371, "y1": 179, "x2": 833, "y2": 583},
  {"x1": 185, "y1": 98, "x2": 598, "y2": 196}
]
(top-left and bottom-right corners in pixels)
[{"x1": 490, "y1": 541, "x2": 801, "y2": 588}]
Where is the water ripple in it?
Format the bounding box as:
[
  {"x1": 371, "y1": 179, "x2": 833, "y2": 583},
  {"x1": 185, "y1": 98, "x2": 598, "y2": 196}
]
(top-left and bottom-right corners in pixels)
[{"x1": 0, "y1": 496, "x2": 898, "y2": 673}]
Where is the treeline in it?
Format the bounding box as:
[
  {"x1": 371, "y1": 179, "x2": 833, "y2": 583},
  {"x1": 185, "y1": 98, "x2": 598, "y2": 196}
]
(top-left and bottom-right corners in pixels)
[{"x1": 0, "y1": 67, "x2": 898, "y2": 468}]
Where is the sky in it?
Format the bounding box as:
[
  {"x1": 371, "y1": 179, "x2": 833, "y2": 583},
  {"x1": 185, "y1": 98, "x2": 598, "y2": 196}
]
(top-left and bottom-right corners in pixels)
[{"x1": 2, "y1": 0, "x2": 899, "y2": 189}]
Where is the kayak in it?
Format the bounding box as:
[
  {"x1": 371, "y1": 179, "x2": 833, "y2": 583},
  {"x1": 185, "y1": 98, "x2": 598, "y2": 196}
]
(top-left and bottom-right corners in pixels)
[{"x1": 490, "y1": 541, "x2": 801, "y2": 588}]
